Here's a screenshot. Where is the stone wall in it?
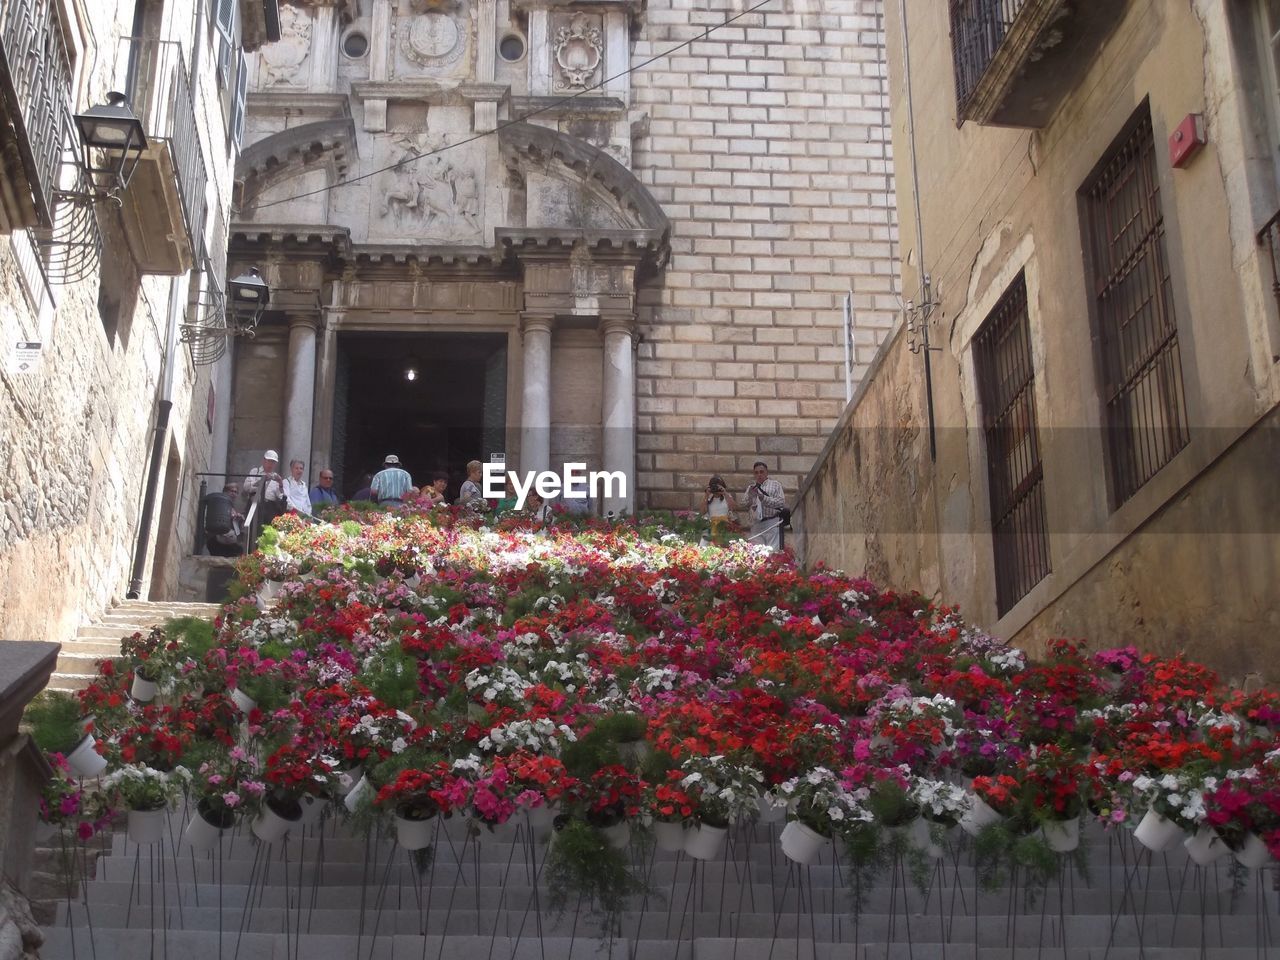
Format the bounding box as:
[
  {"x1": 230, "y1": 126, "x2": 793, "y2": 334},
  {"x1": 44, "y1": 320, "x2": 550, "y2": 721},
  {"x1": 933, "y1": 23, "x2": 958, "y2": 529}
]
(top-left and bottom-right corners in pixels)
[{"x1": 630, "y1": 0, "x2": 899, "y2": 510}]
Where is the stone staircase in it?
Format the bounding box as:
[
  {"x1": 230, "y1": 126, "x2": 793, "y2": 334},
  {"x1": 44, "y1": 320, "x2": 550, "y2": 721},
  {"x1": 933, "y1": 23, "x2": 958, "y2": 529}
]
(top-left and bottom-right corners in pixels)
[
  {"x1": 48, "y1": 600, "x2": 222, "y2": 693},
  {"x1": 35, "y1": 811, "x2": 1280, "y2": 960}
]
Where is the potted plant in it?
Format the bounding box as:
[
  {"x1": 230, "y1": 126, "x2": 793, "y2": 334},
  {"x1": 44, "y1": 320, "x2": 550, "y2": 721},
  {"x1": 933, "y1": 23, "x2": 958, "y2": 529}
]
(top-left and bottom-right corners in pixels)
[
  {"x1": 120, "y1": 626, "x2": 177, "y2": 702},
  {"x1": 646, "y1": 770, "x2": 694, "y2": 852},
  {"x1": 1019, "y1": 745, "x2": 1087, "y2": 853},
  {"x1": 777, "y1": 767, "x2": 873, "y2": 864},
  {"x1": 591, "y1": 711, "x2": 649, "y2": 764},
  {"x1": 255, "y1": 740, "x2": 335, "y2": 842},
  {"x1": 375, "y1": 763, "x2": 455, "y2": 850},
  {"x1": 35, "y1": 754, "x2": 89, "y2": 841},
  {"x1": 677, "y1": 754, "x2": 763, "y2": 860},
  {"x1": 104, "y1": 764, "x2": 189, "y2": 845},
  {"x1": 544, "y1": 816, "x2": 645, "y2": 937},
  {"x1": 23, "y1": 690, "x2": 105, "y2": 778},
  {"x1": 182, "y1": 742, "x2": 262, "y2": 851},
  {"x1": 962, "y1": 774, "x2": 1019, "y2": 837},
  {"x1": 908, "y1": 778, "x2": 970, "y2": 858}
]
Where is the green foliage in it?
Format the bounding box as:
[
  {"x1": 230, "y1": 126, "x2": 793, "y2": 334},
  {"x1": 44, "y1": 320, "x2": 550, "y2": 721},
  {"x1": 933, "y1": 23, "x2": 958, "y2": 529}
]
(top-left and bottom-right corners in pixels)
[
  {"x1": 591, "y1": 711, "x2": 647, "y2": 744},
  {"x1": 257, "y1": 525, "x2": 281, "y2": 555},
  {"x1": 559, "y1": 729, "x2": 622, "y2": 782},
  {"x1": 362, "y1": 646, "x2": 422, "y2": 710},
  {"x1": 23, "y1": 691, "x2": 85, "y2": 754},
  {"x1": 340, "y1": 520, "x2": 362, "y2": 538},
  {"x1": 544, "y1": 818, "x2": 647, "y2": 936}
]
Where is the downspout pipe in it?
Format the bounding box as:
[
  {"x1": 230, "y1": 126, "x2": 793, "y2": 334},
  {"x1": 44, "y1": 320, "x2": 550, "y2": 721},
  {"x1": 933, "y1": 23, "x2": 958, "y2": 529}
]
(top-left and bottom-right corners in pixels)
[{"x1": 126, "y1": 274, "x2": 187, "y2": 599}]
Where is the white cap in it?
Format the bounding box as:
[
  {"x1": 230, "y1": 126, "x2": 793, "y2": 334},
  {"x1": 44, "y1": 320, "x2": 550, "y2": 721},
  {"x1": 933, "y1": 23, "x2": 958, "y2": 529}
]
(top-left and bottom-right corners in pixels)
[
  {"x1": 264, "y1": 450, "x2": 279, "y2": 462},
  {"x1": 384, "y1": 454, "x2": 400, "y2": 465}
]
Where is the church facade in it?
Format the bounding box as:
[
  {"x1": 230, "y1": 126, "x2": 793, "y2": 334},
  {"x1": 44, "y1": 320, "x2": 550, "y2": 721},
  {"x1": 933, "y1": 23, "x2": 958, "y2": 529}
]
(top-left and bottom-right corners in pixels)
[{"x1": 223, "y1": 0, "x2": 898, "y2": 513}]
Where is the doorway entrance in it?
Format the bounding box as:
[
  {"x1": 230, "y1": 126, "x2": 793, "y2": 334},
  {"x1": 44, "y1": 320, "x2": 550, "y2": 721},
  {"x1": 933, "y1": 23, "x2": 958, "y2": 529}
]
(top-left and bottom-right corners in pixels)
[{"x1": 334, "y1": 331, "x2": 508, "y2": 501}]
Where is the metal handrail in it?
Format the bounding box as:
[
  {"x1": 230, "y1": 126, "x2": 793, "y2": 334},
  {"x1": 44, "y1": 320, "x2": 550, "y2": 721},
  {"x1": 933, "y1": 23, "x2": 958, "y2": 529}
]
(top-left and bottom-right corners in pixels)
[{"x1": 949, "y1": 0, "x2": 1026, "y2": 116}]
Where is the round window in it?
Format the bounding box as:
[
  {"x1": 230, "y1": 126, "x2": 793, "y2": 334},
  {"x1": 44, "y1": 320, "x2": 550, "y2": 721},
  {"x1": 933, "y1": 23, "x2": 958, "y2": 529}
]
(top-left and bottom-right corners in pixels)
[
  {"x1": 342, "y1": 31, "x2": 370, "y2": 59},
  {"x1": 499, "y1": 33, "x2": 526, "y2": 63}
]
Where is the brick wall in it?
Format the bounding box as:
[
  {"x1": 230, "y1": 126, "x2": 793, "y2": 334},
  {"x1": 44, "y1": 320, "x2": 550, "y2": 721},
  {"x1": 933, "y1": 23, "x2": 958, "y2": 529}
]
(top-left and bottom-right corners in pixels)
[{"x1": 630, "y1": 0, "x2": 899, "y2": 511}]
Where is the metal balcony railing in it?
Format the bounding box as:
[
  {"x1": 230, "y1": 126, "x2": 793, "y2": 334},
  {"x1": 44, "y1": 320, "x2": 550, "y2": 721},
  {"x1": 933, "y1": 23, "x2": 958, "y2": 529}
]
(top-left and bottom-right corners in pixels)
[
  {"x1": 0, "y1": 0, "x2": 75, "y2": 227},
  {"x1": 1260, "y1": 208, "x2": 1280, "y2": 321},
  {"x1": 118, "y1": 36, "x2": 209, "y2": 256},
  {"x1": 950, "y1": 0, "x2": 1026, "y2": 118}
]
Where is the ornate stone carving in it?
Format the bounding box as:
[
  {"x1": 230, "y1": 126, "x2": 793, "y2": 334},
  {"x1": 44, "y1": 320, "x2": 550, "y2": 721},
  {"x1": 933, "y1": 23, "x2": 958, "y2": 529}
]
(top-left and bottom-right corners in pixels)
[
  {"x1": 553, "y1": 13, "x2": 603, "y2": 91},
  {"x1": 259, "y1": 5, "x2": 312, "y2": 86},
  {"x1": 401, "y1": 12, "x2": 466, "y2": 68},
  {"x1": 376, "y1": 133, "x2": 482, "y2": 239}
]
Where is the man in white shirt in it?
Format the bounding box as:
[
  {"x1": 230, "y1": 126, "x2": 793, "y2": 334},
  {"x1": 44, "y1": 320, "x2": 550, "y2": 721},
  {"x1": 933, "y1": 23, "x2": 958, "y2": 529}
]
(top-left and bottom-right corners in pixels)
[
  {"x1": 743, "y1": 460, "x2": 787, "y2": 550},
  {"x1": 282, "y1": 458, "x2": 312, "y2": 516},
  {"x1": 243, "y1": 449, "x2": 285, "y2": 526}
]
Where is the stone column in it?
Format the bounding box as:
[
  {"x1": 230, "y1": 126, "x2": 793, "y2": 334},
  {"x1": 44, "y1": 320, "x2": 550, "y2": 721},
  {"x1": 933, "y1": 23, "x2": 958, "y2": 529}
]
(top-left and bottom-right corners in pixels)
[
  {"x1": 520, "y1": 313, "x2": 553, "y2": 478},
  {"x1": 282, "y1": 314, "x2": 318, "y2": 478},
  {"x1": 310, "y1": 1, "x2": 342, "y2": 93},
  {"x1": 600, "y1": 314, "x2": 635, "y2": 515}
]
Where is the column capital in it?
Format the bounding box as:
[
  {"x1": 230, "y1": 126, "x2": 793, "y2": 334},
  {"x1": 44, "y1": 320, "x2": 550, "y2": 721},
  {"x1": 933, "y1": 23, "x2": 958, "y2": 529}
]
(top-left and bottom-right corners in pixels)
[
  {"x1": 520, "y1": 312, "x2": 555, "y2": 336},
  {"x1": 598, "y1": 312, "x2": 635, "y2": 339},
  {"x1": 287, "y1": 313, "x2": 320, "y2": 332}
]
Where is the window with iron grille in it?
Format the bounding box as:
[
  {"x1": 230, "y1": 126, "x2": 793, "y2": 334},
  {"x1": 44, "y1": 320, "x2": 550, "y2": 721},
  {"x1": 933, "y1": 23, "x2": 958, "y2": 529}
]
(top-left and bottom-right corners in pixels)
[
  {"x1": 1081, "y1": 105, "x2": 1190, "y2": 506},
  {"x1": 974, "y1": 272, "x2": 1050, "y2": 615}
]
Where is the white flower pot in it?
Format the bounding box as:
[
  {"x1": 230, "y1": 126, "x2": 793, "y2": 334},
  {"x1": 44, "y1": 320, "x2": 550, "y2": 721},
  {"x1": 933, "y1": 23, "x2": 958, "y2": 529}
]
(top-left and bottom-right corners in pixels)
[
  {"x1": 257, "y1": 580, "x2": 281, "y2": 608},
  {"x1": 959, "y1": 794, "x2": 1004, "y2": 837},
  {"x1": 404, "y1": 574, "x2": 421, "y2": 591},
  {"x1": 600, "y1": 820, "x2": 631, "y2": 850},
  {"x1": 252, "y1": 802, "x2": 301, "y2": 843},
  {"x1": 128, "y1": 807, "x2": 168, "y2": 845},
  {"x1": 911, "y1": 817, "x2": 944, "y2": 859},
  {"x1": 66, "y1": 734, "x2": 107, "y2": 779},
  {"x1": 780, "y1": 820, "x2": 830, "y2": 865},
  {"x1": 1184, "y1": 827, "x2": 1230, "y2": 866},
  {"x1": 298, "y1": 795, "x2": 327, "y2": 826},
  {"x1": 344, "y1": 773, "x2": 373, "y2": 813},
  {"x1": 617, "y1": 740, "x2": 651, "y2": 764},
  {"x1": 395, "y1": 813, "x2": 436, "y2": 851},
  {"x1": 524, "y1": 803, "x2": 557, "y2": 832},
  {"x1": 1133, "y1": 809, "x2": 1186, "y2": 853},
  {"x1": 130, "y1": 674, "x2": 158, "y2": 702},
  {"x1": 34, "y1": 819, "x2": 59, "y2": 843},
  {"x1": 1235, "y1": 832, "x2": 1274, "y2": 869},
  {"x1": 230, "y1": 688, "x2": 256, "y2": 714},
  {"x1": 183, "y1": 806, "x2": 230, "y2": 852},
  {"x1": 1042, "y1": 817, "x2": 1081, "y2": 853},
  {"x1": 334, "y1": 765, "x2": 363, "y2": 797},
  {"x1": 654, "y1": 820, "x2": 687, "y2": 852},
  {"x1": 685, "y1": 823, "x2": 728, "y2": 861}
]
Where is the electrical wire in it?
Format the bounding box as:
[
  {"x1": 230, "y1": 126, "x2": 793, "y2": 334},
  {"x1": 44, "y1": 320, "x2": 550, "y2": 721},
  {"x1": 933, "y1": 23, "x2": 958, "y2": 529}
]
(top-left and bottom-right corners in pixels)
[{"x1": 253, "y1": 0, "x2": 777, "y2": 211}]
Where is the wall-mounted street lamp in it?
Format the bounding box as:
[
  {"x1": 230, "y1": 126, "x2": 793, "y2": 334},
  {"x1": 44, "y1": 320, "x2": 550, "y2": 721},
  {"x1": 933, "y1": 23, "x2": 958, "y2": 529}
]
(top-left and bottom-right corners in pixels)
[
  {"x1": 72, "y1": 92, "x2": 147, "y2": 195},
  {"x1": 227, "y1": 267, "x2": 270, "y2": 335}
]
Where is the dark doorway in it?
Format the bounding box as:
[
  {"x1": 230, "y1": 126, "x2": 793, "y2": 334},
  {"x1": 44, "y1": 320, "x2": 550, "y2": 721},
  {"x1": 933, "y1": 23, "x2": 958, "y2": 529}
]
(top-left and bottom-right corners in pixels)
[{"x1": 337, "y1": 332, "x2": 507, "y2": 500}]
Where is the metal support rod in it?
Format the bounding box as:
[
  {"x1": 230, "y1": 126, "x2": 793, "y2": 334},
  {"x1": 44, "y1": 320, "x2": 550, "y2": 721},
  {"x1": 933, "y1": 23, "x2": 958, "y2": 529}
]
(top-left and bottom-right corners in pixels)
[{"x1": 125, "y1": 399, "x2": 172, "y2": 599}]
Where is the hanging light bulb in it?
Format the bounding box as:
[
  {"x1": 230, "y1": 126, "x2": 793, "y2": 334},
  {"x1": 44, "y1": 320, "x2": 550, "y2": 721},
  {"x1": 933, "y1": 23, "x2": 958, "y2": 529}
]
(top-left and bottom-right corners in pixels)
[{"x1": 405, "y1": 365, "x2": 418, "y2": 382}]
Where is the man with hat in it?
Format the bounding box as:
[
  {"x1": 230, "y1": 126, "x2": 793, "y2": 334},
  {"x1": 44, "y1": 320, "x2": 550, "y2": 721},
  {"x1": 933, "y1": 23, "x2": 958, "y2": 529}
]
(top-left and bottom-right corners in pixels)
[
  {"x1": 370, "y1": 454, "x2": 414, "y2": 506},
  {"x1": 242, "y1": 449, "x2": 286, "y2": 527}
]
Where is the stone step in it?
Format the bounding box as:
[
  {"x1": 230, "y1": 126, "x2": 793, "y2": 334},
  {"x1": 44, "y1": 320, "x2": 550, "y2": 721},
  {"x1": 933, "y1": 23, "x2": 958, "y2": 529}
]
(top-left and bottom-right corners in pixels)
[
  {"x1": 46, "y1": 672, "x2": 93, "y2": 692},
  {"x1": 34, "y1": 927, "x2": 1276, "y2": 960},
  {"x1": 52, "y1": 652, "x2": 112, "y2": 676},
  {"x1": 56, "y1": 639, "x2": 135, "y2": 656}
]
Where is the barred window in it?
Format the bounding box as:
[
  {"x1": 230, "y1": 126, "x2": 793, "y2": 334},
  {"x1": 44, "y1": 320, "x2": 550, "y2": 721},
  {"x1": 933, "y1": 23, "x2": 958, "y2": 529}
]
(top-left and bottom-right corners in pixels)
[
  {"x1": 974, "y1": 273, "x2": 1050, "y2": 615},
  {"x1": 1081, "y1": 105, "x2": 1190, "y2": 506}
]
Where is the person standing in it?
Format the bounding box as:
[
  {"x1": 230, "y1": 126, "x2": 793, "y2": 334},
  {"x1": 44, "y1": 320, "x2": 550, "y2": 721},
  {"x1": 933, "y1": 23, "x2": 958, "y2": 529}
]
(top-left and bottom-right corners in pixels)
[
  {"x1": 203, "y1": 482, "x2": 245, "y2": 557},
  {"x1": 310, "y1": 468, "x2": 340, "y2": 510},
  {"x1": 420, "y1": 471, "x2": 449, "y2": 508},
  {"x1": 704, "y1": 475, "x2": 737, "y2": 538},
  {"x1": 242, "y1": 450, "x2": 285, "y2": 526},
  {"x1": 282, "y1": 459, "x2": 312, "y2": 516},
  {"x1": 743, "y1": 461, "x2": 786, "y2": 550},
  {"x1": 371, "y1": 454, "x2": 413, "y2": 505},
  {"x1": 457, "y1": 460, "x2": 486, "y2": 509}
]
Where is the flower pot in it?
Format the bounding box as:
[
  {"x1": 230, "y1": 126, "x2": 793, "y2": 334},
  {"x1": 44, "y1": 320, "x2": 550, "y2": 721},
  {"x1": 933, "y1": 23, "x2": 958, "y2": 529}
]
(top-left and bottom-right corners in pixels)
[
  {"x1": 395, "y1": 812, "x2": 436, "y2": 851},
  {"x1": 524, "y1": 803, "x2": 557, "y2": 832},
  {"x1": 34, "y1": 819, "x2": 59, "y2": 844},
  {"x1": 780, "y1": 820, "x2": 830, "y2": 865},
  {"x1": 344, "y1": 773, "x2": 373, "y2": 813},
  {"x1": 1041, "y1": 817, "x2": 1081, "y2": 854},
  {"x1": 334, "y1": 765, "x2": 363, "y2": 798},
  {"x1": 298, "y1": 795, "x2": 327, "y2": 826},
  {"x1": 1184, "y1": 827, "x2": 1230, "y2": 866},
  {"x1": 253, "y1": 797, "x2": 302, "y2": 843},
  {"x1": 911, "y1": 817, "x2": 944, "y2": 859},
  {"x1": 66, "y1": 733, "x2": 107, "y2": 779},
  {"x1": 1234, "y1": 832, "x2": 1274, "y2": 870},
  {"x1": 1133, "y1": 809, "x2": 1186, "y2": 853},
  {"x1": 184, "y1": 802, "x2": 235, "y2": 852},
  {"x1": 128, "y1": 806, "x2": 168, "y2": 845},
  {"x1": 404, "y1": 574, "x2": 421, "y2": 591},
  {"x1": 257, "y1": 580, "x2": 281, "y2": 608},
  {"x1": 959, "y1": 794, "x2": 1004, "y2": 837},
  {"x1": 685, "y1": 823, "x2": 728, "y2": 861},
  {"x1": 617, "y1": 740, "x2": 651, "y2": 764},
  {"x1": 654, "y1": 820, "x2": 687, "y2": 853},
  {"x1": 130, "y1": 673, "x2": 159, "y2": 703},
  {"x1": 229, "y1": 688, "x2": 256, "y2": 714},
  {"x1": 600, "y1": 819, "x2": 631, "y2": 850}
]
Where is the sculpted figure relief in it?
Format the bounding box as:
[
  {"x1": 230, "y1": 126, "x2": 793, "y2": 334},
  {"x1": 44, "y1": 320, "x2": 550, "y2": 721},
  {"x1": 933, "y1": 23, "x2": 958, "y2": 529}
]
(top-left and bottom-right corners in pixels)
[
  {"x1": 378, "y1": 134, "x2": 482, "y2": 237},
  {"x1": 259, "y1": 4, "x2": 312, "y2": 85}
]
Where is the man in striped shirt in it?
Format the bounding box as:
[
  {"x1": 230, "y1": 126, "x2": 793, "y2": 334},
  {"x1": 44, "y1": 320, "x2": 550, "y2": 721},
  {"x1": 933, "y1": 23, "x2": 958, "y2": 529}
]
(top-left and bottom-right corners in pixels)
[
  {"x1": 744, "y1": 460, "x2": 787, "y2": 551},
  {"x1": 371, "y1": 454, "x2": 414, "y2": 505}
]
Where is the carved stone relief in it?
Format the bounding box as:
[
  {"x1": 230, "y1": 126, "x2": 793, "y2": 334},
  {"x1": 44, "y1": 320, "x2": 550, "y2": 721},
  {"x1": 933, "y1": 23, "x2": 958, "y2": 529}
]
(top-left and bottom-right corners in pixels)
[
  {"x1": 259, "y1": 5, "x2": 312, "y2": 86},
  {"x1": 373, "y1": 132, "x2": 483, "y2": 242},
  {"x1": 552, "y1": 13, "x2": 603, "y2": 91},
  {"x1": 395, "y1": 2, "x2": 471, "y2": 76}
]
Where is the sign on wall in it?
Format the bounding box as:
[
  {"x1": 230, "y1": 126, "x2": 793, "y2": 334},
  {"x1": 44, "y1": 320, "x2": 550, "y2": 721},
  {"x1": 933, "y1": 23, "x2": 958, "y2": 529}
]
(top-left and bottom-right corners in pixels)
[{"x1": 7, "y1": 340, "x2": 42, "y2": 376}]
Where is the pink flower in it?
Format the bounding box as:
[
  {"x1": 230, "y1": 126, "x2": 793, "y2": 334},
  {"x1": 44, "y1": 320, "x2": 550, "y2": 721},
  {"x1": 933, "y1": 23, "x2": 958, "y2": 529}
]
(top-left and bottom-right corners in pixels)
[{"x1": 223, "y1": 792, "x2": 241, "y2": 808}]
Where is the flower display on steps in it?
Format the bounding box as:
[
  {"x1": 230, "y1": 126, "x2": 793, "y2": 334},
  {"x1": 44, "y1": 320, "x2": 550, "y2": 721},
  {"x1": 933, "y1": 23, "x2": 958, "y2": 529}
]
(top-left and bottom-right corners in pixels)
[{"x1": 21, "y1": 506, "x2": 1280, "y2": 895}]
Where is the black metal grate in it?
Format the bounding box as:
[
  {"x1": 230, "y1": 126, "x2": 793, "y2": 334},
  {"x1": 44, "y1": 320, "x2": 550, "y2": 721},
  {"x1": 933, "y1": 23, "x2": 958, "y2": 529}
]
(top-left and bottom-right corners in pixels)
[
  {"x1": 1082, "y1": 107, "x2": 1189, "y2": 506},
  {"x1": 974, "y1": 273, "x2": 1050, "y2": 616},
  {"x1": 949, "y1": 0, "x2": 1026, "y2": 117},
  {"x1": 1258, "y1": 208, "x2": 1280, "y2": 322}
]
